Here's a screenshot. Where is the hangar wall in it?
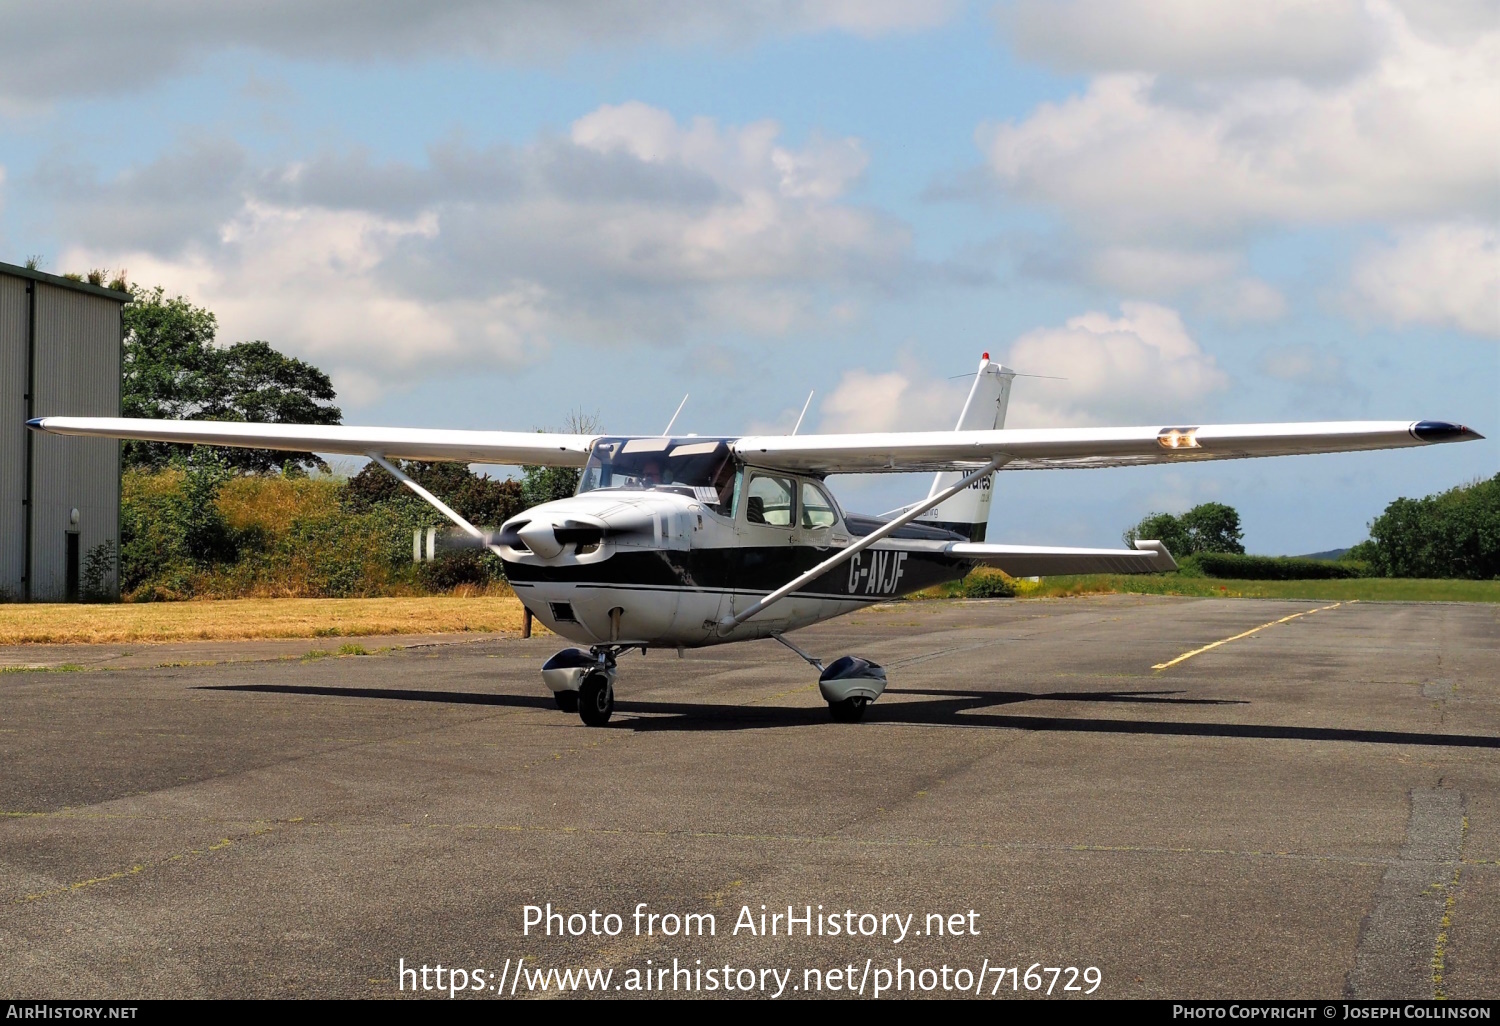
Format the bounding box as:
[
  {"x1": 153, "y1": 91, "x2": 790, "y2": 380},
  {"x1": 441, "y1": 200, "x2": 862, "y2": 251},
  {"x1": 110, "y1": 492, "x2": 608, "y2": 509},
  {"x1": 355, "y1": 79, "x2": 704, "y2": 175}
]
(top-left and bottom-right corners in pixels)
[
  {"x1": 0, "y1": 274, "x2": 26, "y2": 596},
  {"x1": 0, "y1": 262, "x2": 126, "y2": 602}
]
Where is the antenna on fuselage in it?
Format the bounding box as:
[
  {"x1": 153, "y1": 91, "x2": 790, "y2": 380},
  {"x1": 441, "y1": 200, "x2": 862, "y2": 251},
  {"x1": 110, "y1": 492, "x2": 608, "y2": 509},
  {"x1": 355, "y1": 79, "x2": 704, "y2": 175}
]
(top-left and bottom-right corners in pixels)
[
  {"x1": 791, "y1": 390, "x2": 815, "y2": 435},
  {"x1": 662, "y1": 393, "x2": 689, "y2": 435}
]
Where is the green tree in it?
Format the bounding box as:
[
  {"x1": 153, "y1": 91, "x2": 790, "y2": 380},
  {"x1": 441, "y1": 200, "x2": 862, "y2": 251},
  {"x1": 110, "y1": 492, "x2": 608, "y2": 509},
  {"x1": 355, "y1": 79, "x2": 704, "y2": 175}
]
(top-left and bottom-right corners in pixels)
[
  {"x1": 1178, "y1": 502, "x2": 1245, "y2": 555},
  {"x1": 122, "y1": 285, "x2": 341, "y2": 473},
  {"x1": 1363, "y1": 474, "x2": 1499, "y2": 579},
  {"x1": 519, "y1": 411, "x2": 601, "y2": 508},
  {"x1": 521, "y1": 464, "x2": 582, "y2": 507},
  {"x1": 344, "y1": 460, "x2": 526, "y2": 527},
  {"x1": 343, "y1": 459, "x2": 525, "y2": 590},
  {"x1": 118, "y1": 450, "x2": 238, "y2": 597},
  {"x1": 1124, "y1": 502, "x2": 1245, "y2": 557},
  {"x1": 1123, "y1": 511, "x2": 1191, "y2": 554}
]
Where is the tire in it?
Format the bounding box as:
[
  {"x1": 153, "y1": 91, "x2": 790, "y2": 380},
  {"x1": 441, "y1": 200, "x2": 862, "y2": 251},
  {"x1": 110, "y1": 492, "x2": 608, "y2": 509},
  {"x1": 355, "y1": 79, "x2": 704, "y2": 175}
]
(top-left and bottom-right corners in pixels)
[
  {"x1": 554, "y1": 691, "x2": 579, "y2": 713},
  {"x1": 828, "y1": 697, "x2": 868, "y2": 723},
  {"x1": 578, "y1": 672, "x2": 614, "y2": 727}
]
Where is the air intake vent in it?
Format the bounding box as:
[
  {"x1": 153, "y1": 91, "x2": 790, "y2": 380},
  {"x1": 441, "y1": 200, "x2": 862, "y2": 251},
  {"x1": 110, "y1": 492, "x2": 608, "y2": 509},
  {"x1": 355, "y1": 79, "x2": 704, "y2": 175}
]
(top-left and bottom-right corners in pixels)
[{"x1": 548, "y1": 602, "x2": 578, "y2": 623}]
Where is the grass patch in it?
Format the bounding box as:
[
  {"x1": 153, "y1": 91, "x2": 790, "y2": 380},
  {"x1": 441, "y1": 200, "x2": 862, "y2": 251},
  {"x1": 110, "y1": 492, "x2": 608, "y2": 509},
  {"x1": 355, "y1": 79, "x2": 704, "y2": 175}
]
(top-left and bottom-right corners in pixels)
[
  {"x1": 337, "y1": 643, "x2": 369, "y2": 656},
  {"x1": 913, "y1": 570, "x2": 1500, "y2": 603},
  {"x1": 976, "y1": 574, "x2": 1499, "y2": 603},
  {"x1": 0, "y1": 595, "x2": 534, "y2": 645}
]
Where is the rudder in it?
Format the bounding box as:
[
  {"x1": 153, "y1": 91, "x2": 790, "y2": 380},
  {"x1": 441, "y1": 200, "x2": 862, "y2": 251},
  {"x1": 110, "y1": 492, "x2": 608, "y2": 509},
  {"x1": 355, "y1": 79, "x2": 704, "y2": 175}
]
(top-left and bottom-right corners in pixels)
[{"x1": 915, "y1": 353, "x2": 1014, "y2": 541}]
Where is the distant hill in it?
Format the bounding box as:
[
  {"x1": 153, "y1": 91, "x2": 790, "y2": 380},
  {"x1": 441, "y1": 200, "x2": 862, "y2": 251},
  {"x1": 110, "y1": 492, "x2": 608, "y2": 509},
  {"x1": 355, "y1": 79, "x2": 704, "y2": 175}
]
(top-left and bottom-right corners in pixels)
[{"x1": 1296, "y1": 548, "x2": 1351, "y2": 561}]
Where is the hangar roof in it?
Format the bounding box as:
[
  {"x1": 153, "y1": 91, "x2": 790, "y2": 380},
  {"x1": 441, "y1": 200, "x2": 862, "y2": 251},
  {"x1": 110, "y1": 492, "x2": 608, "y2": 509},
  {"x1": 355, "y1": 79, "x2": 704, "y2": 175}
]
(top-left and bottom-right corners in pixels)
[{"x1": 0, "y1": 260, "x2": 132, "y2": 303}]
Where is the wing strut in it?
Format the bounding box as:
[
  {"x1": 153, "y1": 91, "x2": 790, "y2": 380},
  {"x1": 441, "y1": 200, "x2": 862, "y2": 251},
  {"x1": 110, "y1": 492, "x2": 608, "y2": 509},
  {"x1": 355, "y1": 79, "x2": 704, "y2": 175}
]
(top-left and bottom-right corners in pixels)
[
  {"x1": 366, "y1": 452, "x2": 504, "y2": 556},
  {"x1": 719, "y1": 454, "x2": 1009, "y2": 631}
]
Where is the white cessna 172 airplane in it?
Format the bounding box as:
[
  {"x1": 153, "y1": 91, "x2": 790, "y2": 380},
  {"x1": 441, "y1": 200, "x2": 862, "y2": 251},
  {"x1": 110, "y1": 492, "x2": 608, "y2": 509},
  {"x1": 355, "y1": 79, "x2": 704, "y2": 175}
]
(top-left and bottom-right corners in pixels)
[{"x1": 30, "y1": 355, "x2": 1480, "y2": 726}]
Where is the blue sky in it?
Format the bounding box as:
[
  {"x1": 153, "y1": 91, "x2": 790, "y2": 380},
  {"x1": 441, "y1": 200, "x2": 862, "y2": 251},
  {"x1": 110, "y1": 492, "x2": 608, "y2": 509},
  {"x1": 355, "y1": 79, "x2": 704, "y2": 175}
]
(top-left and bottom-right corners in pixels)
[{"x1": 2, "y1": 0, "x2": 1494, "y2": 553}]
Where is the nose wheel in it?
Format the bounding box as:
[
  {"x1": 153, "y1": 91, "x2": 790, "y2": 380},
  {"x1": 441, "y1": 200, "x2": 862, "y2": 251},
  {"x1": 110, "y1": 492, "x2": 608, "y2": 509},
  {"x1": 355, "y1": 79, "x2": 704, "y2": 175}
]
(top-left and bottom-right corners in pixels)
[
  {"x1": 578, "y1": 670, "x2": 615, "y2": 726},
  {"x1": 542, "y1": 646, "x2": 628, "y2": 725},
  {"x1": 828, "y1": 696, "x2": 868, "y2": 722}
]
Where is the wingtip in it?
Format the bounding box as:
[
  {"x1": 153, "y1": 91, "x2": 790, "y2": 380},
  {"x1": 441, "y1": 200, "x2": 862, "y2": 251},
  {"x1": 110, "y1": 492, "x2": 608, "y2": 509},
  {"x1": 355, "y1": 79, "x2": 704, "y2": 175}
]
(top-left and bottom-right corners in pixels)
[
  {"x1": 25, "y1": 417, "x2": 44, "y2": 430},
  {"x1": 1412, "y1": 421, "x2": 1484, "y2": 443}
]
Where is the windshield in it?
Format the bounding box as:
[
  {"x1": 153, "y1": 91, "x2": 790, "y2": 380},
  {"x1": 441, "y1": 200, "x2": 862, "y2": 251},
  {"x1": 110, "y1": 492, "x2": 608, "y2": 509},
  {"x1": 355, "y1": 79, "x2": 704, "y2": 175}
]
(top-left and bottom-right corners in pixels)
[{"x1": 578, "y1": 437, "x2": 737, "y2": 515}]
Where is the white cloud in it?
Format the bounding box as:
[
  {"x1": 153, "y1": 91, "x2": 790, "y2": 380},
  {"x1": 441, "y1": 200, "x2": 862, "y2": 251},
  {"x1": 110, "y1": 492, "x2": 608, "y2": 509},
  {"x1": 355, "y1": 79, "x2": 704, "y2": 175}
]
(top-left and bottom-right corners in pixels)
[
  {"x1": 817, "y1": 302, "x2": 1228, "y2": 434},
  {"x1": 983, "y1": 4, "x2": 1498, "y2": 244},
  {"x1": 1388, "y1": 0, "x2": 1500, "y2": 43},
  {"x1": 803, "y1": 0, "x2": 961, "y2": 36},
  {"x1": 62, "y1": 203, "x2": 541, "y2": 404},
  {"x1": 1087, "y1": 245, "x2": 1239, "y2": 293},
  {"x1": 55, "y1": 106, "x2": 912, "y2": 401},
  {"x1": 0, "y1": 1, "x2": 957, "y2": 102},
  {"x1": 1003, "y1": 0, "x2": 1376, "y2": 80},
  {"x1": 818, "y1": 363, "x2": 968, "y2": 433},
  {"x1": 1002, "y1": 302, "x2": 1229, "y2": 426},
  {"x1": 1347, "y1": 222, "x2": 1500, "y2": 338}
]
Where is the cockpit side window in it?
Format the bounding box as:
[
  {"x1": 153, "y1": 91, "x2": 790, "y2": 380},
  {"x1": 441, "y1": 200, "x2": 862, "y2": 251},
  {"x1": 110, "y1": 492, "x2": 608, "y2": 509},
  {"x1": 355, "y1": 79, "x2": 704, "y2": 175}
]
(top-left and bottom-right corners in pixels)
[
  {"x1": 800, "y1": 481, "x2": 839, "y2": 529},
  {"x1": 746, "y1": 474, "x2": 795, "y2": 527}
]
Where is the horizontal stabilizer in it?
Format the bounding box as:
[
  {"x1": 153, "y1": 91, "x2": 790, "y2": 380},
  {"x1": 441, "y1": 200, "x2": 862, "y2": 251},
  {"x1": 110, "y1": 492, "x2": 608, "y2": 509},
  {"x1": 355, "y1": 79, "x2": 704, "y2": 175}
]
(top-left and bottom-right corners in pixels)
[{"x1": 947, "y1": 538, "x2": 1177, "y2": 576}]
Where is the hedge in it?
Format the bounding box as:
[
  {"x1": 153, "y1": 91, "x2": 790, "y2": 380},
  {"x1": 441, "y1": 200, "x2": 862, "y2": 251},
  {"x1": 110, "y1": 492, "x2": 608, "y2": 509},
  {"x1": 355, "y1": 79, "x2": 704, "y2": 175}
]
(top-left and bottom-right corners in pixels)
[{"x1": 1190, "y1": 553, "x2": 1365, "y2": 580}]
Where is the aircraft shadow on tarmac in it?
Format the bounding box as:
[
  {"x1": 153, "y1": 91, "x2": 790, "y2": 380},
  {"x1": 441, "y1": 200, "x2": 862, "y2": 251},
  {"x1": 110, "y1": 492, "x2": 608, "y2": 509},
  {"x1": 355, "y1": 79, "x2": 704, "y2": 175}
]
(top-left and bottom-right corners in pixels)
[{"x1": 199, "y1": 683, "x2": 1500, "y2": 749}]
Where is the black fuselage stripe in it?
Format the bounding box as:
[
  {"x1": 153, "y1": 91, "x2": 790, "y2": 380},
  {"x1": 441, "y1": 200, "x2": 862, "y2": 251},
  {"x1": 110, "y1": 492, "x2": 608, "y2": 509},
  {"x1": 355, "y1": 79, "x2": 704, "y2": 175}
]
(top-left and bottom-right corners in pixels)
[
  {"x1": 503, "y1": 546, "x2": 972, "y2": 600},
  {"x1": 517, "y1": 581, "x2": 883, "y2": 601}
]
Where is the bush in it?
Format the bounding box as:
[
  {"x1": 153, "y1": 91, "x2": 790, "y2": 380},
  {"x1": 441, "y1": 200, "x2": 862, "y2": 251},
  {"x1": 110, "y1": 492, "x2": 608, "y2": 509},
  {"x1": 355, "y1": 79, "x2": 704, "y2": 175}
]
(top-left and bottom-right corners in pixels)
[
  {"x1": 959, "y1": 570, "x2": 1016, "y2": 598},
  {"x1": 120, "y1": 461, "x2": 523, "y2": 600},
  {"x1": 120, "y1": 467, "x2": 203, "y2": 598},
  {"x1": 344, "y1": 460, "x2": 526, "y2": 526},
  {"x1": 81, "y1": 540, "x2": 117, "y2": 602},
  {"x1": 1124, "y1": 502, "x2": 1245, "y2": 556},
  {"x1": 1192, "y1": 552, "x2": 1365, "y2": 580},
  {"x1": 419, "y1": 550, "x2": 506, "y2": 591},
  {"x1": 1363, "y1": 474, "x2": 1499, "y2": 580}
]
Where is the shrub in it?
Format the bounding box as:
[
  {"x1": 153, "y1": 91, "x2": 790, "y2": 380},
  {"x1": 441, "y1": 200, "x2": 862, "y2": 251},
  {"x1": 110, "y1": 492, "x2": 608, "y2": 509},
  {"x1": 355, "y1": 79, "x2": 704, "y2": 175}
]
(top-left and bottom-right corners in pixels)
[
  {"x1": 960, "y1": 570, "x2": 1016, "y2": 598},
  {"x1": 1363, "y1": 474, "x2": 1499, "y2": 580},
  {"x1": 81, "y1": 540, "x2": 117, "y2": 602},
  {"x1": 419, "y1": 550, "x2": 506, "y2": 591},
  {"x1": 120, "y1": 462, "x2": 524, "y2": 600},
  {"x1": 1124, "y1": 502, "x2": 1245, "y2": 556},
  {"x1": 1193, "y1": 552, "x2": 1365, "y2": 580}
]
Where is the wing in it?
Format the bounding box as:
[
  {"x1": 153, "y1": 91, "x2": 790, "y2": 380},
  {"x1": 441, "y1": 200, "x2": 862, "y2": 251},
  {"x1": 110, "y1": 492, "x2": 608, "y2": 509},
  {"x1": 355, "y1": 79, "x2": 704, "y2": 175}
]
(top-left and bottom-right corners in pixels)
[
  {"x1": 947, "y1": 539, "x2": 1177, "y2": 576},
  {"x1": 27, "y1": 417, "x2": 597, "y2": 467},
  {"x1": 734, "y1": 420, "x2": 1481, "y2": 475}
]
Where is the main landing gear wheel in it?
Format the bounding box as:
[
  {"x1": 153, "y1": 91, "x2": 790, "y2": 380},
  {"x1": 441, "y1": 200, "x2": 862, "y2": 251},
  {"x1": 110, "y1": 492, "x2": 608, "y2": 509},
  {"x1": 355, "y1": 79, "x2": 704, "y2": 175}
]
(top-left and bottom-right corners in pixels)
[
  {"x1": 554, "y1": 691, "x2": 580, "y2": 713},
  {"x1": 828, "y1": 697, "x2": 868, "y2": 723},
  {"x1": 578, "y1": 671, "x2": 614, "y2": 727}
]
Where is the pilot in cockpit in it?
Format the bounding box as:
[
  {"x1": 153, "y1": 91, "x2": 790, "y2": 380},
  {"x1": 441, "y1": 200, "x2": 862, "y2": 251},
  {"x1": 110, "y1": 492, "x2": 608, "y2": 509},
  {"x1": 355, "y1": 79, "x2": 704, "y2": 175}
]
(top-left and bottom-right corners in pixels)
[{"x1": 639, "y1": 459, "x2": 664, "y2": 487}]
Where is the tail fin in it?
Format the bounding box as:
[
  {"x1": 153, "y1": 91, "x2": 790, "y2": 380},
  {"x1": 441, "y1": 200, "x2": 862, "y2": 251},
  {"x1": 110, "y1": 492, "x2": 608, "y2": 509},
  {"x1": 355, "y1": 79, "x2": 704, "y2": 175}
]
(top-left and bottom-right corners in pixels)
[{"x1": 916, "y1": 354, "x2": 1014, "y2": 541}]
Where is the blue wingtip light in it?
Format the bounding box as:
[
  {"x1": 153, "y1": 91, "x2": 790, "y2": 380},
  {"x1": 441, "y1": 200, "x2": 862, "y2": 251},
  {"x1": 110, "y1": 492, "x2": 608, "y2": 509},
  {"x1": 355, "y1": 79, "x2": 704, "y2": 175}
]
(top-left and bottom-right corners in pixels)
[
  {"x1": 1412, "y1": 420, "x2": 1483, "y2": 442},
  {"x1": 26, "y1": 417, "x2": 44, "y2": 429}
]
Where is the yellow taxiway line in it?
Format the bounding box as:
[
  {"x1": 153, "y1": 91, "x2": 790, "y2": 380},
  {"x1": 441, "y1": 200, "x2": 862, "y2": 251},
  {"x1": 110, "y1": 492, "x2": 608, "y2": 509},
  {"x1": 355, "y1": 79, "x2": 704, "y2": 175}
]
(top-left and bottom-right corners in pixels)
[{"x1": 1152, "y1": 601, "x2": 1345, "y2": 671}]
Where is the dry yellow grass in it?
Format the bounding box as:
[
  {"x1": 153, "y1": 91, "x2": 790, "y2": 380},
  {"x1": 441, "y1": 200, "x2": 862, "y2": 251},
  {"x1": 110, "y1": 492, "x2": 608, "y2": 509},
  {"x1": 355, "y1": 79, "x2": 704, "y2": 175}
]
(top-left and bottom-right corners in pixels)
[
  {"x1": 0, "y1": 594, "x2": 533, "y2": 644},
  {"x1": 215, "y1": 473, "x2": 342, "y2": 532}
]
